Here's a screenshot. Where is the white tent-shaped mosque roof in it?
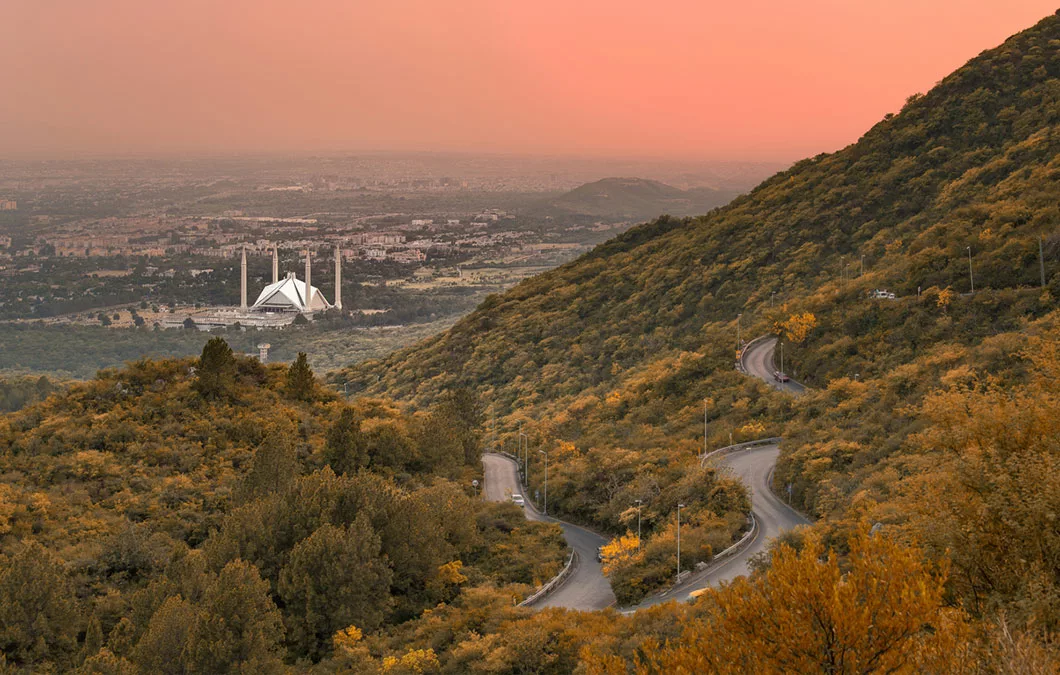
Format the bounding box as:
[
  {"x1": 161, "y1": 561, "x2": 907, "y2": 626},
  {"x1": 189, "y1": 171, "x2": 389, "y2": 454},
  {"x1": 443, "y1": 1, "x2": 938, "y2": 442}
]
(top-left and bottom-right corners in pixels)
[{"x1": 251, "y1": 272, "x2": 331, "y2": 312}]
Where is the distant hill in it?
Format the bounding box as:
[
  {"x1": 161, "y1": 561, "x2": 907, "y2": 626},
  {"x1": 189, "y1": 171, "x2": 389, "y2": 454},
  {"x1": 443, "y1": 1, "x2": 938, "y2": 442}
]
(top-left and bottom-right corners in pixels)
[{"x1": 546, "y1": 177, "x2": 740, "y2": 219}]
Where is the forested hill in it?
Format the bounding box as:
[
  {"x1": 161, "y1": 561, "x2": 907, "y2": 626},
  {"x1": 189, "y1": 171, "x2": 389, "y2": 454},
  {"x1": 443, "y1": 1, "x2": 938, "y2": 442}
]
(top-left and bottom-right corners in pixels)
[
  {"x1": 545, "y1": 177, "x2": 740, "y2": 219},
  {"x1": 340, "y1": 11, "x2": 1060, "y2": 408}
]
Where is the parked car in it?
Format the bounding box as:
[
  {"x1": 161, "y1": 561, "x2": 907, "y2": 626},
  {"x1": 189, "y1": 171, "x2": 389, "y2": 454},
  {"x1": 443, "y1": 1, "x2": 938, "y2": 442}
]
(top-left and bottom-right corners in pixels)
[
  {"x1": 773, "y1": 370, "x2": 791, "y2": 383},
  {"x1": 510, "y1": 494, "x2": 525, "y2": 507},
  {"x1": 596, "y1": 546, "x2": 605, "y2": 563}
]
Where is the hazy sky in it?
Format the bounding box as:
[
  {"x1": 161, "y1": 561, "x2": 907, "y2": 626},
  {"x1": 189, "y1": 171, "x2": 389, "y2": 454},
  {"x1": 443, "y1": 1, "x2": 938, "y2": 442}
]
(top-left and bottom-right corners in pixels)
[{"x1": 1, "y1": 1, "x2": 1055, "y2": 161}]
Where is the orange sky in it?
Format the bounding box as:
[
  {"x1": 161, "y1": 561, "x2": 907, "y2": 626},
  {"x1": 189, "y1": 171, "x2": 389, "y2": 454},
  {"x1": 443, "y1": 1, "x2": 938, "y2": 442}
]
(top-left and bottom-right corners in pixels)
[{"x1": 1, "y1": 1, "x2": 1056, "y2": 161}]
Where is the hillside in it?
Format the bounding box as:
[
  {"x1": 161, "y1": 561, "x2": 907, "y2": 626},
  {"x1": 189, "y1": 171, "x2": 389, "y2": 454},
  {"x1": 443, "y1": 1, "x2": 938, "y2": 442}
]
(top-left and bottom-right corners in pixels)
[
  {"x1": 339, "y1": 10, "x2": 1060, "y2": 636},
  {"x1": 546, "y1": 177, "x2": 740, "y2": 219}
]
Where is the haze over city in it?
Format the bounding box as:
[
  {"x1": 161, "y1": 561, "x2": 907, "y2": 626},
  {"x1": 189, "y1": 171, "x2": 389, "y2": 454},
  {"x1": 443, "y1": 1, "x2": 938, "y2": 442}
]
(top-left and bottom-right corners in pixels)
[{"x1": 2, "y1": 0, "x2": 1056, "y2": 160}]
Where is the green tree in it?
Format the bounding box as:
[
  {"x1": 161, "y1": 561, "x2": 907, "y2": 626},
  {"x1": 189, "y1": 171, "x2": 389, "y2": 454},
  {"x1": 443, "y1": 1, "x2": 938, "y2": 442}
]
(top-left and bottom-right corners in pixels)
[
  {"x1": 278, "y1": 518, "x2": 393, "y2": 661},
  {"x1": 183, "y1": 560, "x2": 286, "y2": 674},
  {"x1": 130, "y1": 596, "x2": 196, "y2": 675},
  {"x1": 193, "y1": 337, "x2": 237, "y2": 400},
  {"x1": 236, "y1": 431, "x2": 300, "y2": 503},
  {"x1": 324, "y1": 407, "x2": 368, "y2": 475},
  {"x1": 0, "y1": 542, "x2": 82, "y2": 668},
  {"x1": 285, "y1": 352, "x2": 315, "y2": 402},
  {"x1": 435, "y1": 387, "x2": 483, "y2": 465}
]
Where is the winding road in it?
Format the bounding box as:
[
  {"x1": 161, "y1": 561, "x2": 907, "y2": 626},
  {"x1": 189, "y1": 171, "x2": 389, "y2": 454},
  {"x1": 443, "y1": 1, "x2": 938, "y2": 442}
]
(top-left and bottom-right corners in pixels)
[
  {"x1": 482, "y1": 335, "x2": 808, "y2": 612},
  {"x1": 481, "y1": 453, "x2": 616, "y2": 610},
  {"x1": 742, "y1": 335, "x2": 806, "y2": 394}
]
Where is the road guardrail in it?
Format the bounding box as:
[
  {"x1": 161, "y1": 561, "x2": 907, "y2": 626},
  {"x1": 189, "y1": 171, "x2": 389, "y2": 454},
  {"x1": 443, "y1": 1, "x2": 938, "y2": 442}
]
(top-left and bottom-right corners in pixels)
[
  {"x1": 520, "y1": 549, "x2": 578, "y2": 607},
  {"x1": 700, "y1": 437, "x2": 783, "y2": 466}
]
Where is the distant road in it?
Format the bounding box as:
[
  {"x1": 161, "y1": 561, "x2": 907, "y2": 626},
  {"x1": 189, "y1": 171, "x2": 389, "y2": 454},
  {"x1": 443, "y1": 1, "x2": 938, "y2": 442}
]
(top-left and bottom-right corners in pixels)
[
  {"x1": 742, "y1": 336, "x2": 806, "y2": 394},
  {"x1": 481, "y1": 453, "x2": 616, "y2": 610}
]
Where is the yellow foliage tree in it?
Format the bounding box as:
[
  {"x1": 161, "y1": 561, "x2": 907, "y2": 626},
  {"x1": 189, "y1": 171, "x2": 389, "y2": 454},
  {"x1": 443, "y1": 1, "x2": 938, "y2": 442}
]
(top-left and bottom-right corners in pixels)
[
  {"x1": 382, "y1": 648, "x2": 441, "y2": 674},
  {"x1": 775, "y1": 312, "x2": 818, "y2": 344},
  {"x1": 937, "y1": 286, "x2": 954, "y2": 310},
  {"x1": 624, "y1": 529, "x2": 972, "y2": 674},
  {"x1": 600, "y1": 531, "x2": 641, "y2": 577}
]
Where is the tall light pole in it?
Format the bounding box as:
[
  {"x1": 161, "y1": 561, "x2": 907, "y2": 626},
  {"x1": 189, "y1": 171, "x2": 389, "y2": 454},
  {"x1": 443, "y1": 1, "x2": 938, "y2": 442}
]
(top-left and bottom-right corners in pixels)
[
  {"x1": 841, "y1": 256, "x2": 845, "y2": 283},
  {"x1": 967, "y1": 246, "x2": 975, "y2": 293},
  {"x1": 538, "y1": 449, "x2": 549, "y2": 515},
  {"x1": 703, "y1": 399, "x2": 709, "y2": 456},
  {"x1": 770, "y1": 291, "x2": 775, "y2": 307},
  {"x1": 519, "y1": 432, "x2": 528, "y2": 484},
  {"x1": 1040, "y1": 236, "x2": 1046, "y2": 288},
  {"x1": 860, "y1": 254, "x2": 865, "y2": 277},
  {"x1": 676, "y1": 503, "x2": 685, "y2": 581},
  {"x1": 635, "y1": 499, "x2": 643, "y2": 549},
  {"x1": 737, "y1": 313, "x2": 742, "y2": 348},
  {"x1": 780, "y1": 340, "x2": 785, "y2": 374}
]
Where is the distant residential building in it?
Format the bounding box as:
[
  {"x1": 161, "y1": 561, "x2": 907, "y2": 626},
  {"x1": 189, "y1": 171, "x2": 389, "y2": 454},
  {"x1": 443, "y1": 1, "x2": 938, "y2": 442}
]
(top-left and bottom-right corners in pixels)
[
  {"x1": 410, "y1": 219, "x2": 433, "y2": 227},
  {"x1": 364, "y1": 248, "x2": 386, "y2": 260},
  {"x1": 0, "y1": 200, "x2": 16, "y2": 211},
  {"x1": 0, "y1": 235, "x2": 10, "y2": 248},
  {"x1": 389, "y1": 249, "x2": 427, "y2": 264}
]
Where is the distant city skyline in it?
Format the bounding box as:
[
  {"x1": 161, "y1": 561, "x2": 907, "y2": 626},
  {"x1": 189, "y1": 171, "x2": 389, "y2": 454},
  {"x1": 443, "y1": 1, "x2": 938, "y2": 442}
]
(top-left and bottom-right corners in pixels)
[{"x1": 1, "y1": 1, "x2": 1056, "y2": 161}]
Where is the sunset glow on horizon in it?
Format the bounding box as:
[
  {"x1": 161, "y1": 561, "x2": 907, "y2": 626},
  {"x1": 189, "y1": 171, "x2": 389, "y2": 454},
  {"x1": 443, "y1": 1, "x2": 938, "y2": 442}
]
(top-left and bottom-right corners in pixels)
[{"x1": 1, "y1": 1, "x2": 1056, "y2": 161}]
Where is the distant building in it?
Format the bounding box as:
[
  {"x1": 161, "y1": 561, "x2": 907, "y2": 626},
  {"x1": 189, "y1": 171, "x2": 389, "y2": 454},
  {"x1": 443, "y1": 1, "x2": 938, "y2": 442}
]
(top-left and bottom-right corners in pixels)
[{"x1": 0, "y1": 200, "x2": 16, "y2": 211}]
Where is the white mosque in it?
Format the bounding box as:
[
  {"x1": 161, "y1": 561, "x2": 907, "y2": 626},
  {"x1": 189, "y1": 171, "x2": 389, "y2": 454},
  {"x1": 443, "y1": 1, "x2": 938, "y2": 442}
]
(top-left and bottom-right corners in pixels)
[
  {"x1": 167, "y1": 245, "x2": 343, "y2": 330},
  {"x1": 240, "y1": 244, "x2": 342, "y2": 314}
]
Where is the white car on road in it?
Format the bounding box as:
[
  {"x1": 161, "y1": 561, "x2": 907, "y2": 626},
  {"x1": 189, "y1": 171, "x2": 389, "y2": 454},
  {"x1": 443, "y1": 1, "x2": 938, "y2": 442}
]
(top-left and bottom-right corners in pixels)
[{"x1": 510, "y1": 494, "x2": 525, "y2": 507}]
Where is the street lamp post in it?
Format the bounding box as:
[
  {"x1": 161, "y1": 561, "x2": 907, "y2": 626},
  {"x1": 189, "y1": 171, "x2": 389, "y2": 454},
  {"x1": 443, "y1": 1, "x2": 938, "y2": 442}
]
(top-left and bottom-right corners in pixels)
[
  {"x1": 737, "y1": 313, "x2": 742, "y2": 348},
  {"x1": 703, "y1": 399, "x2": 708, "y2": 456},
  {"x1": 860, "y1": 255, "x2": 865, "y2": 277},
  {"x1": 635, "y1": 499, "x2": 643, "y2": 549},
  {"x1": 967, "y1": 246, "x2": 975, "y2": 293},
  {"x1": 519, "y1": 432, "x2": 528, "y2": 483},
  {"x1": 677, "y1": 502, "x2": 685, "y2": 581},
  {"x1": 780, "y1": 340, "x2": 785, "y2": 374},
  {"x1": 538, "y1": 449, "x2": 549, "y2": 515},
  {"x1": 771, "y1": 291, "x2": 775, "y2": 307}
]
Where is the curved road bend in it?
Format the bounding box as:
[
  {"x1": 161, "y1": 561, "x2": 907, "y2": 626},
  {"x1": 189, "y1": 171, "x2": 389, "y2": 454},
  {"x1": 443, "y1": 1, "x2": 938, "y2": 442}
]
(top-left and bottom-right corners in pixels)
[
  {"x1": 630, "y1": 337, "x2": 810, "y2": 609},
  {"x1": 481, "y1": 453, "x2": 616, "y2": 610},
  {"x1": 742, "y1": 335, "x2": 806, "y2": 394},
  {"x1": 629, "y1": 444, "x2": 809, "y2": 608}
]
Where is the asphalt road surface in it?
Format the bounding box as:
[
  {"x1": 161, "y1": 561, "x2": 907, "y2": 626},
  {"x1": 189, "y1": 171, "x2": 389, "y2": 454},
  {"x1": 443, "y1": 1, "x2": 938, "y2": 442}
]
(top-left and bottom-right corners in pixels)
[
  {"x1": 481, "y1": 453, "x2": 616, "y2": 610},
  {"x1": 628, "y1": 444, "x2": 810, "y2": 608},
  {"x1": 742, "y1": 336, "x2": 806, "y2": 394}
]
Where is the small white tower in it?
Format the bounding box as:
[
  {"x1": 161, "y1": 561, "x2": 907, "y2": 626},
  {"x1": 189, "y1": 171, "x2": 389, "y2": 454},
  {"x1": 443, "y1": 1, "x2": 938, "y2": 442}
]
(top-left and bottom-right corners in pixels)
[
  {"x1": 334, "y1": 244, "x2": 342, "y2": 310},
  {"x1": 240, "y1": 246, "x2": 248, "y2": 310},
  {"x1": 304, "y1": 249, "x2": 313, "y2": 310},
  {"x1": 257, "y1": 343, "x2": 271, "y2": 363},
  {"x1": 272, "y1": 245, "x2": 279, "y2": 284}
]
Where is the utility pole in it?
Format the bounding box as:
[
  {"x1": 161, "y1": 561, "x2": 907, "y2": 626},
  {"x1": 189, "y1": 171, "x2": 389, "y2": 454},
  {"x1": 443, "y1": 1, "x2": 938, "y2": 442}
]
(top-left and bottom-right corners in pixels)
[
  {"x1": 538, "y1": 449, "x2": 549, "y2": 515},
  {"x1": 780, "y1": 341, "x2": 785, "y2": 374},
  {"x1": 967, "y1": 246, "x2": 975, "y2": 293},
  {"x1": 519, "y1": 432, "x2": 528, "y2": 484},
  {"x1": 860, "y1": 254, "x2": 865, "y2": 277},
  {"x1": 676, "y1": 503, "x2": 685, "y2": 581},
  {"x1": 737, "y1": 313, "x2": 742, "y2": 348},
  {"x1": 1040, "y1": 236, "x2": 1047, "y2": 288},
  {"x1": 770, "y1": 291, "x2": 775, "y2": 307},
  {"x1": 635, "y1": 499, "x2": 643, "y2": 549},
  {"x1": 703, "y1": 399, "x2": 708, "y2": 456}
]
